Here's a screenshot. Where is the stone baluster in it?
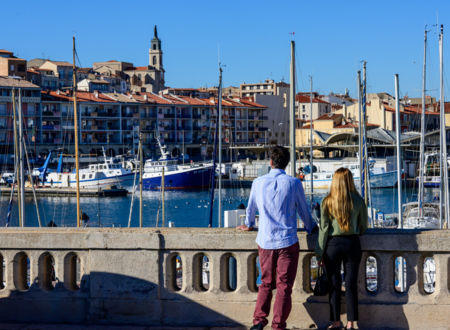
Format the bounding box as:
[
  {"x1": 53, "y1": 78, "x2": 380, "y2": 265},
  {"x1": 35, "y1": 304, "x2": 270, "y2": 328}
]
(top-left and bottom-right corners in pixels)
[
  {"x1": 434, "y1": 253, "x2": 450, "y2": 305},
  {"x1": 236, "y1": 251, "x2": 256, "y2": 295},
  {"x1": 404, "y1": 252, "x2": 421, "y2": 303},
  {"x1": 28, "y1": 250, "x2": 40, "y2": 290},
  {"x1": 207, "y1": 251, "x2": 225, "y2": 294},
  {"x1": 179, "y1": 251, "x2": 195, "y2": 294},
  {"x1": 3, "y1": 251, "x2": 16, "y2": 293},
  {"x1": 370, "y1": 251, "x2": 397, "y2": 302}
]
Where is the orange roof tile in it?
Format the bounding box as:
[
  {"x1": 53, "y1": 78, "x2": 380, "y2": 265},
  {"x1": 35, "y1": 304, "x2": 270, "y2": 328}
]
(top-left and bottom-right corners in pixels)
[{"x1": 296, "y1": 94, "x2": 330, "y2": 104}]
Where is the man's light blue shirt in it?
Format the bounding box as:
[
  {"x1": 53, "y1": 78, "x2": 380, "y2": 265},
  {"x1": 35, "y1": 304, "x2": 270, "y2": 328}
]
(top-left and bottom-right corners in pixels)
[{"x1": 245, "y1": 168, "x2": 315, "y2": 249}]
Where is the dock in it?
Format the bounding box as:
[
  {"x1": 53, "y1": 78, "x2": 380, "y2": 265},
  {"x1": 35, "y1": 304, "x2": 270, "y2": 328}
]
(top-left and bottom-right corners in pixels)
[{"x1": 0, "y1": 186, "x2": 129, "y2": 197}]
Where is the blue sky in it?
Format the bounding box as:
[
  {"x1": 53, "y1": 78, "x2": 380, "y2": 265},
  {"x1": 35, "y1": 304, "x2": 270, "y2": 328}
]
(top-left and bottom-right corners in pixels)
[{"x1": 3, "y1": 1, "x2": 450, "y2": 99}]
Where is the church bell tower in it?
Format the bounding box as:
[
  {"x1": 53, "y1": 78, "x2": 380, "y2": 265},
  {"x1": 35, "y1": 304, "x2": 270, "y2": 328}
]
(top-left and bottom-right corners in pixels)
[{"x1": 149, "y1": 25, "x2": 163, "y2": 71}]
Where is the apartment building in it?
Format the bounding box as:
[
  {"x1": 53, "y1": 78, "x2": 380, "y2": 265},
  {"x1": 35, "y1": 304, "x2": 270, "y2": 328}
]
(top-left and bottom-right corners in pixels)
[
  {"x1": 34, "y1": 90, "x2": 267, "y2": 161},
  {"x1": 0, "y1": 50, "x2": 27, "y2": 79},
  {"x1": 38, "y1": 60, "x2": 73, "y2": 89},
  {"x1": 240, "y1": 79, "x2": 289, "y2": 98},
  {"x1": 296, "y1": 94, "x2": 331, "y2": 121},
  {"x1": 0, "y1": 77, "x2": 41, "y2": 160},
  {"x1": 335, "y1": 93, "x2": 440, "y2": 132}
]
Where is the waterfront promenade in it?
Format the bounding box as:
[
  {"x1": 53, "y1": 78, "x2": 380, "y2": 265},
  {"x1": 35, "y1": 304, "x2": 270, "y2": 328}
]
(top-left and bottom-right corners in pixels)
[{"x1": 0, "y1": 227, "x2": 448, "y2": 329}]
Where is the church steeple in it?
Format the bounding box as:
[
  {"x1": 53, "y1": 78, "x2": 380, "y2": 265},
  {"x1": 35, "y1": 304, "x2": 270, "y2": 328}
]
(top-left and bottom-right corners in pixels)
[{"x1": 149, "y1": 25, "x2": 163, "y2": 70}]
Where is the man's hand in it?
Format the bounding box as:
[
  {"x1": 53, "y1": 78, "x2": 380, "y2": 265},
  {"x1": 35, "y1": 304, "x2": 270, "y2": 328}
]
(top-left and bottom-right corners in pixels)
[
  {"x1": 318, "y1": 258, "x2": 324, "y2": 267},
  {"x1": 236, "y1": 224, "x2": 254, "y2": 231}
]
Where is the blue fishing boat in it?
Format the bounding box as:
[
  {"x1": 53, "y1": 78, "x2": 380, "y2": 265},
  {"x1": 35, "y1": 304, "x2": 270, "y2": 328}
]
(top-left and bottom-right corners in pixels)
[{"x1": 142, "y1": 138, "x2": 214, "y2": 190}]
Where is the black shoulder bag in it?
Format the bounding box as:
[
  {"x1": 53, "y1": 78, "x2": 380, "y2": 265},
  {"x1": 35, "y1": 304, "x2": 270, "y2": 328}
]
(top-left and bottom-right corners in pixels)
[
  {"x1": 313, "y1": 262, "x2": 329, "y2": 296},
  {"x1": 314, "y1": 212, "x2": 329, "y2": 296}
]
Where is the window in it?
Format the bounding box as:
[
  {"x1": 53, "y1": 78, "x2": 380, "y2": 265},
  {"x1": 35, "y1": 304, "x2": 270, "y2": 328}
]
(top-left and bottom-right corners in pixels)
[
  {"x1": 10, "y1": 64, "x2": 14, "y2": 71},
  {"x1": 153, "y1": 56, "x2": 157, "y2": 65}
]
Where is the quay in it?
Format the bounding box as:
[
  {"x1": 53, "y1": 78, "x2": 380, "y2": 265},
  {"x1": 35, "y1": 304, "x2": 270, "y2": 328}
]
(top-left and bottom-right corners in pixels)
[
  {"x1": 0, "y1": 187, "x2": 128, "y2": 197},
  {"x1": 0, "y1": 228, "x2": 448, "y2": 329}
]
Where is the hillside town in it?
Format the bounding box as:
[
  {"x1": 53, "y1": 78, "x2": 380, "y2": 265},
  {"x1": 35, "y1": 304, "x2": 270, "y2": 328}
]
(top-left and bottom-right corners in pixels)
[{"x1": 1, "y1": 26, "x2": 448, "y2": 167}]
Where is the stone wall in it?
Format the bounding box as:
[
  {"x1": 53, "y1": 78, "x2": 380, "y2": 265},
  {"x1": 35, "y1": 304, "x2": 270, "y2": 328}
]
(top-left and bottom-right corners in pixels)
[{"x1": 0, "y1": 228, "x2": 448, "y2": 329}]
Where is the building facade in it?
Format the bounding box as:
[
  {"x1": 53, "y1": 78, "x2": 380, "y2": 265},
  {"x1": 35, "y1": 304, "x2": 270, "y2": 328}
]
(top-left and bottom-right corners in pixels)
[
  {"x1": 296, "y1": 94, "x2": 331, "y2": 121},
  {"x1": 0, "y1": 50, "x2": 27, "y2": 79},
  {"x1": 335, "y1": 93, "x2": 440, "y2": 132},
  {"x1": 0, "y1": 77, "x2": 41, "y2": 163},
  {"x1": 123, "y1": 26, "x2": 165, "y2": 93},
  {"x1": 38, "y1": 61, "x2": 73, "y2": 89},
  {"x1": 28, "y1": 90, "x2": 267, "y2": 162},
  {"x1": 240, "y1": 79, "x2": 289, "y2": 98}
]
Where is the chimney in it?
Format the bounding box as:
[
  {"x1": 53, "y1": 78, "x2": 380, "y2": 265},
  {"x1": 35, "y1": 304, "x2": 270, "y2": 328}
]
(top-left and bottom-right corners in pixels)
[
  {"x1": 144, "y1": 94, "x2": 148, "y2": 101},
  {"x1": 94, "y1": 90, "x2": 99, "y2": 98}
]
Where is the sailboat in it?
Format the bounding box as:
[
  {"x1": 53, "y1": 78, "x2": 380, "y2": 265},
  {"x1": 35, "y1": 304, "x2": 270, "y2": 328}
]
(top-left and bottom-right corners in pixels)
[
  {"x1": 403, "y1": 28, "x2": 441, "y2": 229},
  {"x1": 302, "y1": 162, "x2": 400, "y2": 190},
  {"x1": 415, "y1": 151, "x2": 450, "y2": 187}
]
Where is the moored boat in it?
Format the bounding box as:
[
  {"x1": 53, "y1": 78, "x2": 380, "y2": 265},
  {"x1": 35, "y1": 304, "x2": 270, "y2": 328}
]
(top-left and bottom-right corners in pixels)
[{"x1": 142, "y1": 137, "x2": 213, "y2": 190}]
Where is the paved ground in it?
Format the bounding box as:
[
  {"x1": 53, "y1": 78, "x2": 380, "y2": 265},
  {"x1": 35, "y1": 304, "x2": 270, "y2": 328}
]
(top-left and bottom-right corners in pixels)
[
  {"x1": 0, "y1": 324, "x2": 319, "y2": 330},
  {"x1": 0, "y1": 325, "x2": 250, "y2": 330}
]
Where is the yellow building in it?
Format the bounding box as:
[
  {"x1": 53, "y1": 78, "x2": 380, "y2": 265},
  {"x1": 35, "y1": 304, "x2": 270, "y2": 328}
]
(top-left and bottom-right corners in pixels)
[{"x1": 296, "y1": 113, "x2": 358, "y2": 148}]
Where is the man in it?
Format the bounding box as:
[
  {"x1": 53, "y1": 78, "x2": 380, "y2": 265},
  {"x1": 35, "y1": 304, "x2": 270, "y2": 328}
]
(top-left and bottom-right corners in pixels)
[{"x1": 237, "y1": 146, "x2": 316, "y2": 330}]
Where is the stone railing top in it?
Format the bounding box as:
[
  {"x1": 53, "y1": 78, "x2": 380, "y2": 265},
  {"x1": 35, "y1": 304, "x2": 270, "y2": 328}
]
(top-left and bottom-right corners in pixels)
[{"x1": 0, "y1": 227, "x2": 448, "y2": 252}]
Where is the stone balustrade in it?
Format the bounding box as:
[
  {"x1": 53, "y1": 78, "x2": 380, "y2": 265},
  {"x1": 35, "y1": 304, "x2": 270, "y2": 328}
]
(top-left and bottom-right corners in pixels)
[{"x1": 0, "y1": 228, "x2": 448, "y2": 329}]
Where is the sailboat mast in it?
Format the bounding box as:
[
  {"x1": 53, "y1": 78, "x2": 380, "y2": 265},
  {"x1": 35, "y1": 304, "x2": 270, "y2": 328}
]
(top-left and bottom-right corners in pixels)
[
  {"x1": 139, "y1": 132, "x2": 143, "y2": 228},
  {"x1": 395, "y1": 74, "x2": 403, "y2": 229},
  {"x1": 12, "y1": 89, "x2": 22, "y2": 227},
  {"x1": 418, "y1": 29, "x2": 427, "y2": 218},
  {"x1": 362, "y1": 61, "x2": 368, "y2": 206},
  {"x1": 309, "y1": 76, "x2": 313, "y2": 204},
  {"x1": 18, "y1": 89, "x2": 25, "y2": 227},
  {"x1": 357, "y1": 71, "x2": 363, "y2": 194},
  {"x1": 439, "y1": 25, "x2": 449, "y2": 228},
  {"x1": 289, "y1": 41, "x2": 296, "y2": 177},
  {"x1": 72, "y1": 36, "x2": 81, "y2": 227},
  {"x1": 218, "y1": 66, "x2": 223, "y2": 228},
  {"x1": 162, "y1": 166, "x2": 165, "y2": 227}
]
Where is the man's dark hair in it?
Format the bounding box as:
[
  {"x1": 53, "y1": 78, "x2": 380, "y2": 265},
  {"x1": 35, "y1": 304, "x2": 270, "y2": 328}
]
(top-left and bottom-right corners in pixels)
[{"x1": 269, "y1": 146, "x2": 290, "y2": 169}]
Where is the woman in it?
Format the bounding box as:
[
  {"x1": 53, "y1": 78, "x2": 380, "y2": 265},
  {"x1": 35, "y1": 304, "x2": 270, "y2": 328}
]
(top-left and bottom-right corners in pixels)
[{"x1": 316, "y1": 168, "x2": 368, "y2": 329}]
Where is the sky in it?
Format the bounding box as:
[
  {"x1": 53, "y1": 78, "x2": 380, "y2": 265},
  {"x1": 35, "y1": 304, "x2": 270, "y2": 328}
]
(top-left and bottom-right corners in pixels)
[{"x1": 3, "y1": 0, "x2": 450, "y2": 99}]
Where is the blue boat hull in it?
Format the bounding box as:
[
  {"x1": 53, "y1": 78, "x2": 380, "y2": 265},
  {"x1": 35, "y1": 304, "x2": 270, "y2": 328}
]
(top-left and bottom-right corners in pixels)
[{"x1": 143, "y1": 167, "x2": 214, "y2": 190}]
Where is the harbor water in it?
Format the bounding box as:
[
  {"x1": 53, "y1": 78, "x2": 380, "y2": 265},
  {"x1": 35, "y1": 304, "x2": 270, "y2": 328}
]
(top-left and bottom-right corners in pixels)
[{"x1": 0, "y1": 186, "x2": 442, "y2": 228}]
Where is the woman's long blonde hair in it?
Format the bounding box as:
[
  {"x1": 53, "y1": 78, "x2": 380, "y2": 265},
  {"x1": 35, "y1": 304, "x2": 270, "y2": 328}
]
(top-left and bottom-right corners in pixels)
[{"x1": 322, "y1": 168, "x2": 358, "y2": 232}]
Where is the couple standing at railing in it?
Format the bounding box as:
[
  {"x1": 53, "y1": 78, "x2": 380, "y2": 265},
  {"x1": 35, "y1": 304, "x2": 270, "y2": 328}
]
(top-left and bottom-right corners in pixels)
[{"x1": 237, "y1": 146, "x2": 368, "y2": 330}]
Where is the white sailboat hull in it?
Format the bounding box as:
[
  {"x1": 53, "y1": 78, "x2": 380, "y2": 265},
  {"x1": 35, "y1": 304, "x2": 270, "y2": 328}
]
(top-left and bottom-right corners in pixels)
[{"x1": 302, "y1": 169, "x2": 400, "y2": 190}]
